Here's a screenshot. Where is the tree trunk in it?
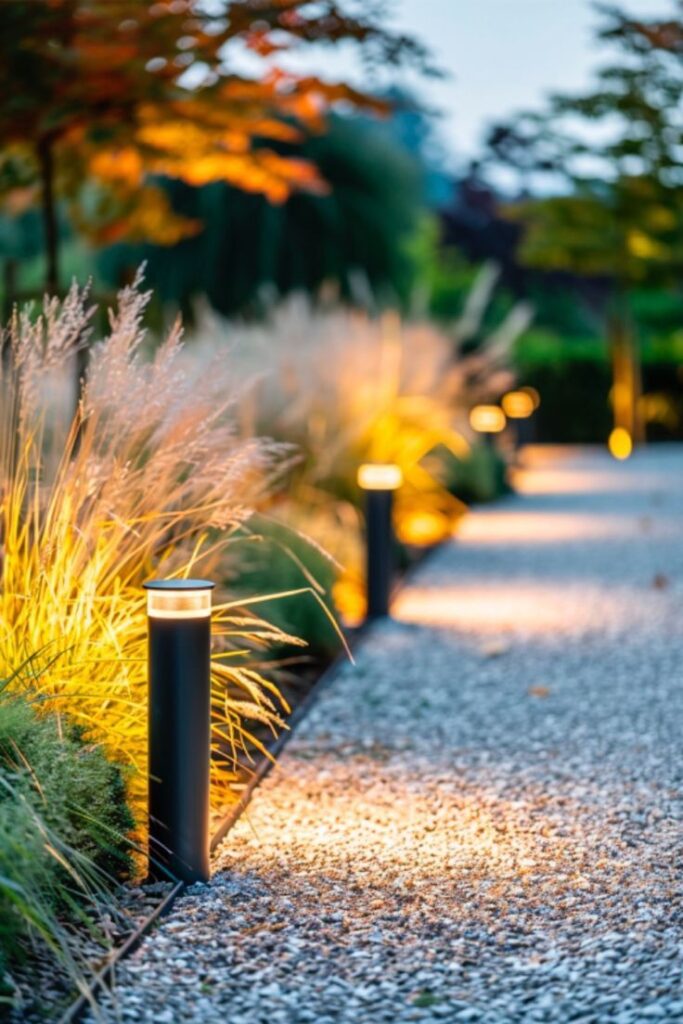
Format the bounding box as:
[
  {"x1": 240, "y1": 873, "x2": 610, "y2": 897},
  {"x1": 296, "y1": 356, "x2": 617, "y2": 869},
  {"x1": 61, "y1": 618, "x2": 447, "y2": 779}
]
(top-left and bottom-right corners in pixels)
[
  {"x1": 37, "y1": 135, "x2": 59, "y2": 294},
  {"x1": 608, "y1": 307, "x2": 644, "y2": 446}
]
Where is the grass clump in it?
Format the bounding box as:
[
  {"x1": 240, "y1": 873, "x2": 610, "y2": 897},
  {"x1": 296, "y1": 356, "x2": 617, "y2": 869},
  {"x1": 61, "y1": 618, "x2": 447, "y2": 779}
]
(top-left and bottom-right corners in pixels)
[
  {"x1": 0, "y1": 676, "x2": 133, "y2": 1011},
  {"x1": 0, "y1": 688, "x2": 134, "y2": 879},
  {"x1": 191, "y1": 273, "x2": 528, "y2": 620},
  {"x1": 0, "y1": 275, "x2": 323, "y2": 1007},
  {"x1": 0, "y1": 274, "x2": 300, "y2": 839},
  {"x1": 229, "y1": 515, "x2": 342, "y2": 660}
]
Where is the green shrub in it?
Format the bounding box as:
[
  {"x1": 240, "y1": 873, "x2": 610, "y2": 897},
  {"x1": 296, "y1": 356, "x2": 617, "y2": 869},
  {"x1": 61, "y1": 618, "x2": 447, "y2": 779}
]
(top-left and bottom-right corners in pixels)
[
  {"x1": 228, "y1": 516, "x2": 342, "y2": 661},
  {"x1": 442, "y1": 443, "x2": 509, "y2": 505},
  {"x1": 515, "y1": 324, "x2": 683, "y2": 443},
  {"x1": 0, "y1": 689, "x2": 134, "y2": 1004}
]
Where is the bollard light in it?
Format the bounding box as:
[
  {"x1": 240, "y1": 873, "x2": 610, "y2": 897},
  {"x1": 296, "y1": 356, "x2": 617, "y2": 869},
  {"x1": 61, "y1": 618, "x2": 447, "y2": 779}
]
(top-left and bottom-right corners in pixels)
[
  {"x1": 144, "y1": 578, "x2": 215, "y2": 884},
  {"x1": 501, "y1": 389, "x2": 539, "y2": 448},
  {"x1": 357, "y1": 463, "x2": 403, "y2": 621},
  {"x1": 501, "y1": 390, "x2": 535, "y2": 419},
  {"x1": 519, "y1": 385, "x2": 541, "y2": 411},
  {"x1": 469, "y1": 404, "x2": 506, "y2": 447}
]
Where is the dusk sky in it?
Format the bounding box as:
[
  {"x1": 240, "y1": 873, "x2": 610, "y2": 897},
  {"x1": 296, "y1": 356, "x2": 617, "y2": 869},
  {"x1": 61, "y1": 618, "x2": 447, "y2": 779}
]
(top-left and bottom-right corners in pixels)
[
  {"x1": 391, "y1": 0, "x2": 602, "y2": 163},
  {"x1": 277, "y1": 0, "x2": 670, "y2": 168}
]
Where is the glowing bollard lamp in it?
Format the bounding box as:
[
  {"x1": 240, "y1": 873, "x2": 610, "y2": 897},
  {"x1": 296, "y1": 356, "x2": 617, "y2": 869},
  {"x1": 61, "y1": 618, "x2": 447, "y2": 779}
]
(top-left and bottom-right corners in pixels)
[
  {"x1": 469, "y1": 404, "x2": 506, "y2": 448},
  {"x1": 501, "y1": 388, "x2": 539, "y2": 448},
  {"x1": 144, "y1": 578, "x2": 214, "y2": 883},
  {"x1": 358, "y1": 463, "x2": 403, "y2": 621}
]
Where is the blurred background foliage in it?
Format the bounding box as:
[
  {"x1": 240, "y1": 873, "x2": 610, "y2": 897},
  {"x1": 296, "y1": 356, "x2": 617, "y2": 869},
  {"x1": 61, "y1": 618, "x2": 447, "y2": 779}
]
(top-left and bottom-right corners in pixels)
[
  {"x1": 99, "y1": 109, "x2": 425, "y2": 318},
  {"x1": 4, "y1": 4, "x2": 683, "y2": 444}
]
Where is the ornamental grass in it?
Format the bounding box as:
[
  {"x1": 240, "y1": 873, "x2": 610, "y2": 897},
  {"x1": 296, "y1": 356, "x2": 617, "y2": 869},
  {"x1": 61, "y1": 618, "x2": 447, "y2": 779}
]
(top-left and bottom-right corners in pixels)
[
  {"x1": 191, "y1": 269, "x2": 530, "y2": 620},
  {"x1": 0, "y1": 275, "x2": 301, "y2": 843},
  {"x1": 0, "y1": 669, "x2": 132, "y2": 1012}
]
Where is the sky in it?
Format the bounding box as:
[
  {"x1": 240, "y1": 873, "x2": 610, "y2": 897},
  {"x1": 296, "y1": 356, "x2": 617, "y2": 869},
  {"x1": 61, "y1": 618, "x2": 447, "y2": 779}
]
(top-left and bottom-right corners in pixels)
[
  {"x1": 389, "y1": 0, "x2": 679, "y2": 166},
  {"x1": 272, "y1": 0, "x2": 672, "y2": 170},
  {"x1": 389, "y1": 0, "x2": 602, "y2": 164}
]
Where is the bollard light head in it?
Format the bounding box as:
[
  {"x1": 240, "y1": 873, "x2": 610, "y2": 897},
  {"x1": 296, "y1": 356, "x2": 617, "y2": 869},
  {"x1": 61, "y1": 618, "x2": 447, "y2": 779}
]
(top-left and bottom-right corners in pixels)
[
  {"x1": 357, "y1": 463, "x2": 403, "y2": 491},
  {"x1": 144, "y1": 579, "x2": 215, "y2": 619},
  {"x1": 469, "y1": 405, "x2": 506, "y2": 434},
  {"x1": 501, "y1": 390, "x2": 535, "y2": 420},
  {"x1": 519, "y1": 385, "x2": 540, "y2": 411}
]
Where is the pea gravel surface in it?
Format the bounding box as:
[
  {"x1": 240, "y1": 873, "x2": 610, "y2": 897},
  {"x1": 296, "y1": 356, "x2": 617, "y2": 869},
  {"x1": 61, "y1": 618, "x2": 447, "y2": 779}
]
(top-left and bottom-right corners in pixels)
[{"x1": 93, "y1": 447, "x2": 683, "y2": 1023}]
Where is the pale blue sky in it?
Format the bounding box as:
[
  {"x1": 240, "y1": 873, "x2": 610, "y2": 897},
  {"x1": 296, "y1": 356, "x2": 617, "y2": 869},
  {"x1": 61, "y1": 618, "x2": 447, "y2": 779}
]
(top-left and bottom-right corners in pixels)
[
  {"x1": 389, "y1": 0, "x2": 676, "y2": 163},
  {"x1": 391, "y1": 0, "x2": 600, "y2": 161},
  {"x1": 272, "y1": 0, "x2": 671, "y2": 167}
]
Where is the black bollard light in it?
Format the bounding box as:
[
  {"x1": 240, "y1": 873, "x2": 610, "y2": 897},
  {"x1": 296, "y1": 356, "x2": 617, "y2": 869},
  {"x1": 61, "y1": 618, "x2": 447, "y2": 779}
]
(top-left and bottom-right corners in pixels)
[
  {"x1": 358, "y1": 463, "x2": 403, "y2": 621},
  {"x1": 501, "y1": 388, "x2": 539, "y2": 450},
  {"x1": 144, "y1": 578, "x2": 215, "y2": 884}
]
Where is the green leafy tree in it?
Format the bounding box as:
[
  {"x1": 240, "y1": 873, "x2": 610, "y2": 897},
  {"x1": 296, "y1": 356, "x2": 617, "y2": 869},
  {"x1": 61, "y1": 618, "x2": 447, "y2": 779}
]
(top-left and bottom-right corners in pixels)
[{"x1": 485, "y1": 2, "x2": 683, "y2": 441}]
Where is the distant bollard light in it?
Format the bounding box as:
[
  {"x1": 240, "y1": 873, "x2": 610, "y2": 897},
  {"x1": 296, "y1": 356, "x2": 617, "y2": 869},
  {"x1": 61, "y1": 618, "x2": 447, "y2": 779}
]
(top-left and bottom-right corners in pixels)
[
  {"x1": 469, "y1": 404, "x2": 506, "y2": 445},
  {"x1": 501, "y1": 389, "x2": 539, "y2": 448},
  {"x1": 358, "y1": 463, "x2": 403, "y2": 621},
  {"x1": 144, "y1": 578, "x2": 215, "y2": 884},
  {"x1": 520, "y1": 385, "x2": 541, "y2": 411},
  {"x1": 501, "y1": 390, "x2": 535, "y2": 419},
  {"x1": 357, "y1": 463, "x2": 403, "y2": 490}
]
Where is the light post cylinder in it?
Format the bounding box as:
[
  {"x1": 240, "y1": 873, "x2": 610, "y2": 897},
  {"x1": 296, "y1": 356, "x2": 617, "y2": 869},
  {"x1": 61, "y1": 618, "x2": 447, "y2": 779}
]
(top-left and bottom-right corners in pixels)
[
  {"x1": 358, "y1": 464, "x2": 402, "y2": 622},
  {"x1": 144, "y1": 579, "x2": 214, "y2": 884},
  {"x1": 366, "y1": 488, "x2": 394, "y2": 619},
  {"x1": 513, "y1": 413, "x2": 536, "y2": 450}
]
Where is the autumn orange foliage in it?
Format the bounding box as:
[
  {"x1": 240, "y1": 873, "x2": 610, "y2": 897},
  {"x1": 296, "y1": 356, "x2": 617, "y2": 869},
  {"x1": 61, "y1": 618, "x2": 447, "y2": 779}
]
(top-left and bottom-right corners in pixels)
[{"x1": 0, "y1": 1, "x2": 431, "y2": 256}]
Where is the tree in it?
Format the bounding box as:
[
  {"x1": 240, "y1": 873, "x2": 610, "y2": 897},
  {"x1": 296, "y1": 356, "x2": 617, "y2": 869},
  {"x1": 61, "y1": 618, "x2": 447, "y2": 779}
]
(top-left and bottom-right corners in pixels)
[
  {"x1": 484, "y1": 3, "x2": 683, "y2": 443},
  {"x1": 0, "y1": 0, "x2": 432, "y2": 291},
  {"x1": 98, "y1": 111, "x2": 424, "y2": 316}
]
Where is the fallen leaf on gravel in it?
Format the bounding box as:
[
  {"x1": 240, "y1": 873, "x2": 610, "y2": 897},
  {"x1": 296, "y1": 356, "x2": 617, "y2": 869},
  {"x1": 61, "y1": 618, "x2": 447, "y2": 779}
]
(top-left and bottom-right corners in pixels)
[{"x1": 479, "y1": 641, "x2": 509, "y2": 659}]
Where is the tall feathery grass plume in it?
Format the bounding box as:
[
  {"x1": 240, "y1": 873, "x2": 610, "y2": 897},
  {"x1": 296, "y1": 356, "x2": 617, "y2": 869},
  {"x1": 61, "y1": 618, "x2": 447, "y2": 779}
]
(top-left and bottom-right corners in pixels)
[
  {"x1": 189, "y1": 270, "x2": 530, "y2": 619},
  {"x1": 0, "y1": 274, "x2": 300, "y2": 842}
]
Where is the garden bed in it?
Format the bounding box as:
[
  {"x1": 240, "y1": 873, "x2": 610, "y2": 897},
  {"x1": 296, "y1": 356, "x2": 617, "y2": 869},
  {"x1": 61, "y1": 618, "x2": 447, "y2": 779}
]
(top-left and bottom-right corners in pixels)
[{"x1": 0, "y1": 278, "x2": 511, "y2": 1021}]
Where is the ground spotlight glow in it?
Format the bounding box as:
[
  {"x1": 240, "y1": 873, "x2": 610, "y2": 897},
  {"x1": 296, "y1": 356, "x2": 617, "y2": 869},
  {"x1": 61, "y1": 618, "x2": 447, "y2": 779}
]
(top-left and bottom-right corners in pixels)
[{"x1": 608, "y1": 427, "x2": 633, "y2": 461}]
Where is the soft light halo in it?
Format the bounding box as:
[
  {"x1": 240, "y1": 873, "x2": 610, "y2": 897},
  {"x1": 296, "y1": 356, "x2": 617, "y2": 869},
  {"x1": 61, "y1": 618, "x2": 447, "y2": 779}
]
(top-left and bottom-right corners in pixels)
[{"x1": 520, "y1": 385, "x2": 541, "y2": 410}]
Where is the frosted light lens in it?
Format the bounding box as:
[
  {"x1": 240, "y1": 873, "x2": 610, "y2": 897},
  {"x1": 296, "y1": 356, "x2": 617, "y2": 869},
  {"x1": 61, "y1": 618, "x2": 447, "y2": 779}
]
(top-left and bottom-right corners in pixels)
[
  {"x1": 357, "y1": 463, "x2": 403, "y2": 491},
  {"x1": 147, "y1": 589, "x2": 212, "y2": 619}
]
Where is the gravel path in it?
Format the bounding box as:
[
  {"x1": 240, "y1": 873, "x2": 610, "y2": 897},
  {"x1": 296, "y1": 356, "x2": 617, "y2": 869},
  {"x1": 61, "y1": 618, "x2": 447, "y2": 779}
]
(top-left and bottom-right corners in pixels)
[{"x1": 97, "y1": 447, "x2": 683, "y2": 1023}]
